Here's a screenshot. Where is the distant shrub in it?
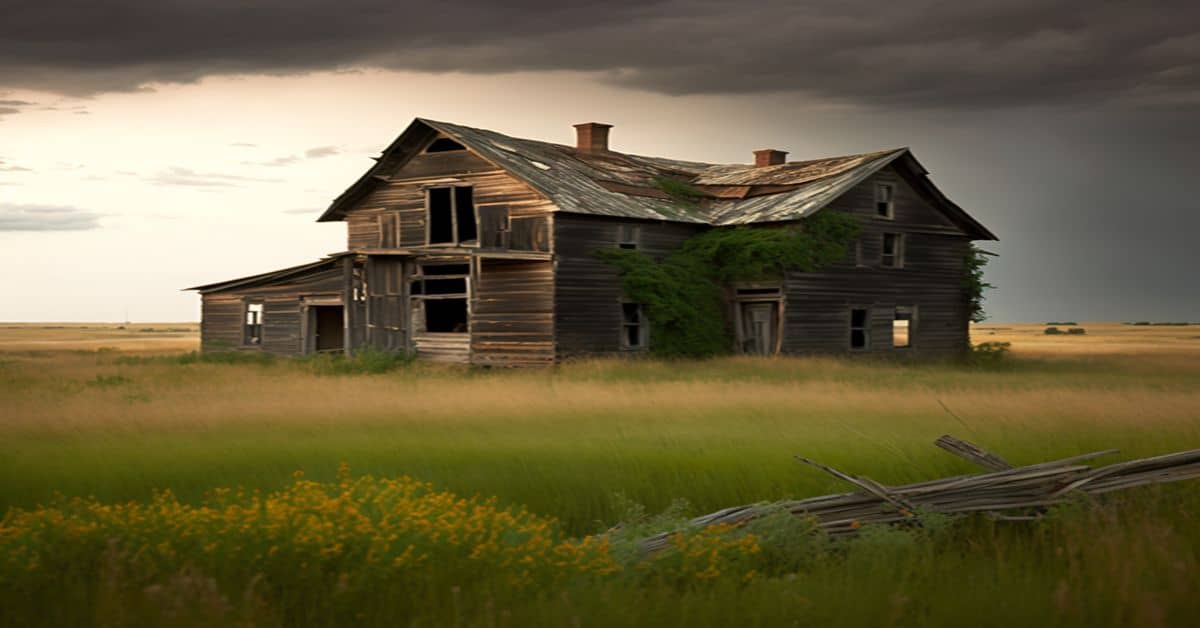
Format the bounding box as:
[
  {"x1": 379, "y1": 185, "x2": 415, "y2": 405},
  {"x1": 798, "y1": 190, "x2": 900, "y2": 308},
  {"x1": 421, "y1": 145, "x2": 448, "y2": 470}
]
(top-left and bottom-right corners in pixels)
[
  {"x1": 1067, "y1": 327, "x2": 1087, "y2": 335},
  {"x1": 300, "y1": 348, "x2": 415, "y2": 375},
  {"x1": 1133, "y1": 321, "x2": 1151, "y2": 326},
  {"x1": 1044, "y1": 327, "x2": 1063, "y2": 335},
  {"x1": 1046, "y1": 321, "x2": 1077, "y2": 326},
  {"x1": 967, "y1": 341, "x2": 1011, "y2": 366}
]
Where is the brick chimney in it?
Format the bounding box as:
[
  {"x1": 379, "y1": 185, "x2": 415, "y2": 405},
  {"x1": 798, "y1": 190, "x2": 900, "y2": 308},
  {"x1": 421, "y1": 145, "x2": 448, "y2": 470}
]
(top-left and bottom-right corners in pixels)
[
  {"x1": 753, "y1": 149, "x2": 788, "y2": 167},
  {"x1": 574, "y1": 122, "x2": 613, "y2": 154}
]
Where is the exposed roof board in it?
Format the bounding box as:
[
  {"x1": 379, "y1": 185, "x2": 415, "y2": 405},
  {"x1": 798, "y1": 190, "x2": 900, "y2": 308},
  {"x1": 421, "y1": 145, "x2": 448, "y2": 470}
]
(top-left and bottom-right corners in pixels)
[
  {"x1": 319, "y1": 118, "x2": 996, "y2": 240},
  {"x1": 186, "y1": 253, "x2": 350, "y2": 294}
]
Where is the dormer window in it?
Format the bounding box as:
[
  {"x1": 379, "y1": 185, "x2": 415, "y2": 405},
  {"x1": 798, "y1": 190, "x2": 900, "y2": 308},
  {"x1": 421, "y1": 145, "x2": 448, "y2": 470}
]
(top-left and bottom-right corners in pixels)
[
  {"x1": 875, "y1": 183, "x2": 894, "y2": 218},
  {"x1": 425, "y1": 137, "x2": 466, "y2": 153},
  {"x1": 426, "y1": 186, "x2": 477, "y2": 245}
]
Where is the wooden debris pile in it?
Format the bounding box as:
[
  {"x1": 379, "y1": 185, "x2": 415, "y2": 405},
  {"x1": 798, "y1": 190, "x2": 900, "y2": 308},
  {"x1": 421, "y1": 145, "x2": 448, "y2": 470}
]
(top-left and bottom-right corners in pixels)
[{"x1": 640, "y1": 435, "x2": 1200, "y2": 553}]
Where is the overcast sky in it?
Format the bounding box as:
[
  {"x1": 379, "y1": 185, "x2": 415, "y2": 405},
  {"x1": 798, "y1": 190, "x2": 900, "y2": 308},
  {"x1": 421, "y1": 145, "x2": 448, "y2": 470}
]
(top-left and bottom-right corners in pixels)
[{"x1": 2, "y1": 1, "x2": 1198, "y2": 322}]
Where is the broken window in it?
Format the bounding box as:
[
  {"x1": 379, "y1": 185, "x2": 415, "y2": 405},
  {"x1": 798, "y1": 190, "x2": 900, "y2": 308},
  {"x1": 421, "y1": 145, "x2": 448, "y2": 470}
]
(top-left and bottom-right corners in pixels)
[
  {"x1": 621, "y1": 302, "x2": 647, "y2": 349},
  {"x1": 876, "y1": 183, "x2": 894, "y2": 218},
  {"x1": 244, "y1": 302, "x2": 263, "y2": 345},
  {"x1": 893, "y1": 306, "x2": 914, "y2": 348},
  {"x1": 378, "y1": 212, "x2": 400, "y2": 248},
  {"x1": 617, "y1": 224, "x2": 640, "y2": 249},
  {"x1": 426, "y1": 186, "x2": 477, "y2": 245},
  {"x1": 881, "y1": 233, "x2": 904, "y2": 268},
  {"x1": 425, "y1": 137, "x2": 466, "y2": 153},
  {"x1": 850, "y1": 308, "x2": 869, "y2": 350},
  {"x1": 411, "y1": 264, "x2": 470, "y2": 333}
]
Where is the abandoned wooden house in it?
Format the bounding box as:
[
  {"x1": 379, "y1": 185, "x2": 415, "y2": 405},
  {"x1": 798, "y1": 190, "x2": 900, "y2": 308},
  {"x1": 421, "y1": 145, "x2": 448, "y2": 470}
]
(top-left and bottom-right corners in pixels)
[{"x1": 189, "y1": 118, "x2": 996, "y2": 365}]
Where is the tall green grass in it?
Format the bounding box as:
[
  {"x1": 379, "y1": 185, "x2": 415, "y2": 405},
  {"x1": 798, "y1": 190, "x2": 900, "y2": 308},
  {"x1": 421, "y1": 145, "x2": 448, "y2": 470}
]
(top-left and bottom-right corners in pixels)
[{"x1": 1, "y1": 350, "x2": 1198, "y2": 626}]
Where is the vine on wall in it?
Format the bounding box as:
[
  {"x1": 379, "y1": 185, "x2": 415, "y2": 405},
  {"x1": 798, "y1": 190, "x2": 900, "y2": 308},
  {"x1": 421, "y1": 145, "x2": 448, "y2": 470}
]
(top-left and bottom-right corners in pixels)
[
  {"x1": 596, "y1": 212, "x2": 861, "y2": 358},
  {"x1": 964, "y1": 244, "x2": 996, "y2": 323}
]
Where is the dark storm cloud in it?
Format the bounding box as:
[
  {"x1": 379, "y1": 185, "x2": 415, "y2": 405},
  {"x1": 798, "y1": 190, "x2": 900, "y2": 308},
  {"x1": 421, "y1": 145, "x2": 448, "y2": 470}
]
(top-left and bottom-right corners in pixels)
[
  {"x1": 0, "y1": 203, "x2": 103, "y2": 231},
  {"x1": 1, "y1": 1, "x2": 1197, "y2": 109}
]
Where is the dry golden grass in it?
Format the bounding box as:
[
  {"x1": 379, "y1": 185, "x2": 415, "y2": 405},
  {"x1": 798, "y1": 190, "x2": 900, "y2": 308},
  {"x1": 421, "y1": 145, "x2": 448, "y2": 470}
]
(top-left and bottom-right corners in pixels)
[
  {"x1": 0, "y1": 322, "x2": 199, "y2": 353},
  {"x1": 973, "y1": 322, "x2": 1200, "y2": 356}
]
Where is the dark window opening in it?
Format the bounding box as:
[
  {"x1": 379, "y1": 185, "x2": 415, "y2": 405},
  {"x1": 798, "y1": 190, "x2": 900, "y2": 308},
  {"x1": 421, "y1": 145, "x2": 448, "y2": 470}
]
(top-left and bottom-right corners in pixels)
[
  {"x1": 893, "y1": 306, "x2": 914, "y2": 348},
  {"x1": 618, "y1": 224, "x2": 640, "y2": 249},
  {"x1": 621, "y1": 302, "x2": 647, "y2": 349},
  {"x1": 421, "y1": 264, "x2": 470, "y2": 276},
  {"x1": 736, "y1": 287, "x2": 782, "y2": 297},
  {"x1": 850, "y1": 308, "x2": 869, "y2": 350},
  {"x1": 426, "y1": 137, "x2": 466, "y2": 153},
  {"x1": 876, "y1": 183, "x2": 894, "y2": 218},
  {"x1": 881, "y1": 233, "x2": 903, "y2": 268},
  {"x1": 244, "y1": 302, "x2": 263, "y2": 345},
  {"x1": 423, "y1": 278, "x2": 467, "y2": 295},
  {"x1": 428, "y1": 187, "x2": 454, "y2": 243},
  {"x1": 425, "y1": 298, "x2": 468, "y2": 333},
  {"x1": 455, "y1": 187, "x2": 477, "y2": 243}
]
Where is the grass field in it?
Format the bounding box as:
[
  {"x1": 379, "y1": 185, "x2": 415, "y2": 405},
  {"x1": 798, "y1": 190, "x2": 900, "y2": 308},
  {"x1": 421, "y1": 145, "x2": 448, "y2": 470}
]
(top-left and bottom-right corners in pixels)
[{"x1": 1, "y1": 322, "x2": 1199, "y2": 626}]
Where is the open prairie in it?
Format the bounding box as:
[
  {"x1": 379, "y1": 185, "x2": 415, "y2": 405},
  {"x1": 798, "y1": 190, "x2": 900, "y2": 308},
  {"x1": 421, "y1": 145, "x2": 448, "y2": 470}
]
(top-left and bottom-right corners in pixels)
[{"x1": 2, "y1": 322, "x2": 1199, "y2": 627}]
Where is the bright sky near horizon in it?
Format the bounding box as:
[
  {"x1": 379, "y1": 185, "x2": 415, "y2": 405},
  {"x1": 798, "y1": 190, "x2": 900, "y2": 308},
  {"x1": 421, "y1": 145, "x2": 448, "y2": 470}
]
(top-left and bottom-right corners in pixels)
[{"x1": 2, "y1": 2, "x2": 1198, "y2": 323}]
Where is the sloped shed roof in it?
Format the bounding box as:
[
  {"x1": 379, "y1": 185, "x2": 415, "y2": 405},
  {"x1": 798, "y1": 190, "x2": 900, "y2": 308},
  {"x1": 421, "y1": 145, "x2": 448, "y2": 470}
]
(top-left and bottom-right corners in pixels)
[{"x1": 319, "y1": 118, "x2": 995, "y2": 239}]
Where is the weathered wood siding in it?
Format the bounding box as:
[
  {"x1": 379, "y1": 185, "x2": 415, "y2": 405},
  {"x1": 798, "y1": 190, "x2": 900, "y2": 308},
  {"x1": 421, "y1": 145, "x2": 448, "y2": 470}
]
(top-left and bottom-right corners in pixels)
[
  {"x1": 781, "y1": 165, "x2": 973, "y2": 355},
  {"x1": 198, "y1": 267, "x2": 344, "y2": 356},
  {"x1": 553, "y1": 214, "x2": 703, "y2": 358},
  {"x1": 343, "y1": 143, "x2": 554, "y2": 252},
  {"x1": 472, "y1": 259, "x2": 555, "y2": 366}
]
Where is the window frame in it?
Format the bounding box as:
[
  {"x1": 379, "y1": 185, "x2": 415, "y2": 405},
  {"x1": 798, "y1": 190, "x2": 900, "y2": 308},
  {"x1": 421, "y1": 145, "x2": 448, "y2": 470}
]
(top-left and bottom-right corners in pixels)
[
  {"x1": 377, "y1": 211, "x2": 401, "y2": 249},
  {"x1": 854, "y1": 239, "x2": 867, "y2": 268},
  {"x1": 893, "y1": 305, "x2": 916, "y2": 349},
  {"x1": 849, "y1": 307, "x2": 870, "y2": 351},
  {"x1": 243, "y1": 300, "x2": 264, "y2": 346},
  {"x1": 617, "y1": 224, "x2": 641, "y2": 250},
  {"x1": 424, "y1": 184, "x2": 479, "y2": 247},
  {"x1": 881, "y1": 232, "x2": 905, "y2": 268},
  {"x1": 875, "y1": 182, "x2": 895, "y2": 219},
  {"x1": 408, "y1": 262, "x2": 471, "y2": 334},
  {"x1": 619, "y1": 301, "x2": 649, "y2": 350}
]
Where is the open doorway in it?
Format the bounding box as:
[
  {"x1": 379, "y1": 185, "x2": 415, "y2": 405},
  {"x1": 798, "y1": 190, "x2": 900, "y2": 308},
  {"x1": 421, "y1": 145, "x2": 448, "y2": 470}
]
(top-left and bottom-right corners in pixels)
[{"x1": 311, "y1": 305, "x2": 345, "y2": 352}]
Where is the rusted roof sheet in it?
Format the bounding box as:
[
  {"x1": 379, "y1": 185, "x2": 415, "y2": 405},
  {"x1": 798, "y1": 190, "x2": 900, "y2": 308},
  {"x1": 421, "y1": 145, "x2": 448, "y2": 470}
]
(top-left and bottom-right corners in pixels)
[
  {"x1": 321, "y1": 118, "x2": 994, "y2": 239},
  {"x1": 419, "y1": 119, "x2": 712, "y2": 223}
]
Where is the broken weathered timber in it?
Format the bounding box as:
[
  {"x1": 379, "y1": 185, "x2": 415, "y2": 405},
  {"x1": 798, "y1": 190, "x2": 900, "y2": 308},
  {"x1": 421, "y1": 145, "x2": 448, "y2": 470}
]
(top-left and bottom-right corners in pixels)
[{"x1": 637, "y1": 436, "x2": 1200, "y2": 553}]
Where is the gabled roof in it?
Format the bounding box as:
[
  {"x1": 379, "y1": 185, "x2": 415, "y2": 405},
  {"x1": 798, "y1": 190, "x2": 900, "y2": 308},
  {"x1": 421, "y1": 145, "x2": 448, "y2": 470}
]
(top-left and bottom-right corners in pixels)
[
  {"x1": 319, "y1": 118, "x2": 996, "y2": 239},
  {"x1": 186, "y1": 253, "x2": 350, "y2": 294}
]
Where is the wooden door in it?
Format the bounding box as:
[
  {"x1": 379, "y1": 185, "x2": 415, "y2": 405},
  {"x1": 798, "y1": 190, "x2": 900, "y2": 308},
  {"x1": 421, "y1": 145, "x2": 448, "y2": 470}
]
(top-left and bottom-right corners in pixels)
[{"x1": 740, "y1": 302, "x2": 778, "y2": 355}]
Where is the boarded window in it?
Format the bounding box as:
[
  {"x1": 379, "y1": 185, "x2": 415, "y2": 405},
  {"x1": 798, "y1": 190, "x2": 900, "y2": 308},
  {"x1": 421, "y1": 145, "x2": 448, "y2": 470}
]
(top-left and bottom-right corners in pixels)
[
  {"x1": 893, "y1": 306, "x2": 914, "y2": 348},
  {"x1": 618, "y1": 224, "x2": 640, "y2": 249},
  {"x1": 478, "y1": 205, "x2": 509, "y2": 249},
  {"x1": 855, "y1": 240, "x2": 866, "y2": 267},
  {"x1": 881, "y1": 233, "x2": 904, "y2": 268},
  {"x1": 850, "y1": 308, "x2": 869, "y2": 350},
  {"x1": 378, "y1": 212, "x2": 400, "y2": 248},
  {"x1": 621, "y1": 302, "x2": 647, "y2": 349},
  {"x1": 428, "y1": 187, "x2": 454, "y2": 243},
  {"x1": 876, "y1": 183, "x2": 894, "y2": 218},
  {"x1": 510, "y1": 216, "x2": 549, "y2": 251},
  {"x1": 244, "y1": 302, "x2": 263, "y2": 345}
]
